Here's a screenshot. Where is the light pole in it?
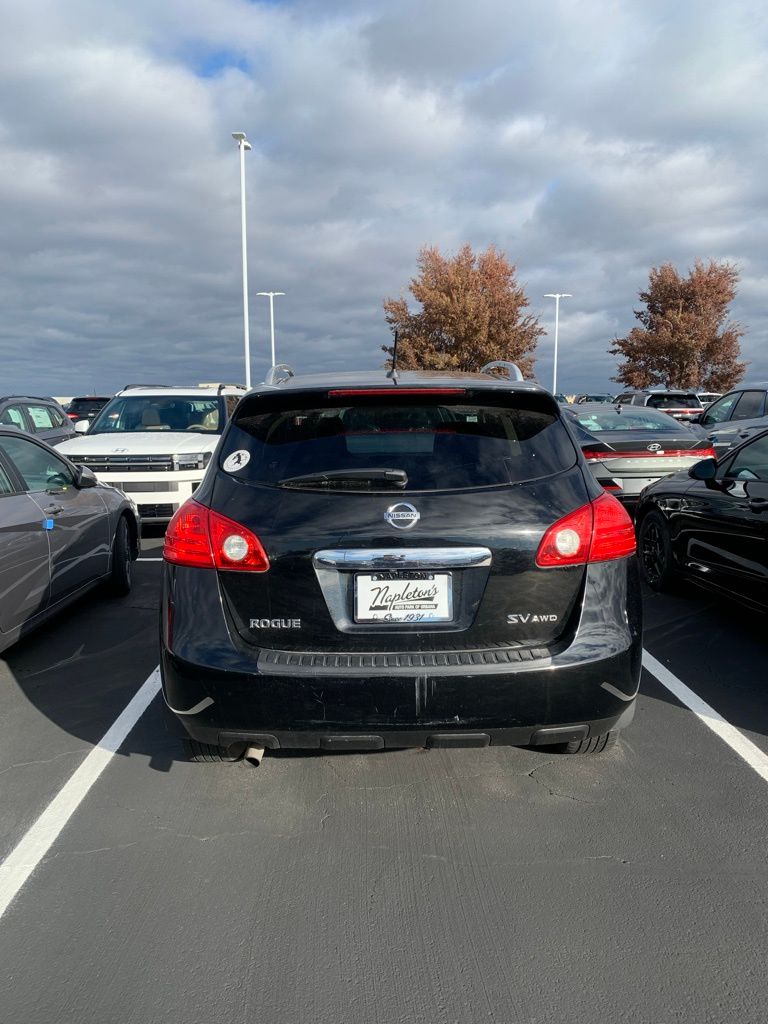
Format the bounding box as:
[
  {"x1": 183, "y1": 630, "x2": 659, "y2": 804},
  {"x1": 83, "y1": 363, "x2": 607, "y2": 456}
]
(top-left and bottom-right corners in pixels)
[
  {"x1": 256, "y1": 291, "x2": 285, "y2": 368},
  {"x1": 232, "y1": 131, "x2": 252, "y2": 388},
  {"x1": 543, "y1": 293, "x2": 572, "y2": 395}
]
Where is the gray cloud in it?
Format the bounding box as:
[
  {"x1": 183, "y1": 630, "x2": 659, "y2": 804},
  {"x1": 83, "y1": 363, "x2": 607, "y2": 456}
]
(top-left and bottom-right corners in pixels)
[{"x1": 0, "y1": 0, "x2": 765, "y2": 398}]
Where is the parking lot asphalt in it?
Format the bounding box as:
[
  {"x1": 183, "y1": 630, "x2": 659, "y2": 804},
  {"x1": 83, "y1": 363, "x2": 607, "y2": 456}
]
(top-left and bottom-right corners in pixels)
[{"x1": 1, "y1": 533, "x2": 767, "y2": 1024}]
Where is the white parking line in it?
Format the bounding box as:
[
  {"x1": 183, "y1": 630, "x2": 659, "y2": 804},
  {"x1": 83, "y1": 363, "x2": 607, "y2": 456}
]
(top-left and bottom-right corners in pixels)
[
  {"x1": 0, "y1": 667, "x2": 161, "y2": 920},
  {"x1": 643, "y1": 649, "x2": 768, "y2": 784}
]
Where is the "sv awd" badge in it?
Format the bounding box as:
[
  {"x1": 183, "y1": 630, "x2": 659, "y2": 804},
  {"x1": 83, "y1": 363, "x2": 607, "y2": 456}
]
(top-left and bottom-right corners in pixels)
[{"x1": 507, "y1": 613, "x2": 559, "y2": 624}]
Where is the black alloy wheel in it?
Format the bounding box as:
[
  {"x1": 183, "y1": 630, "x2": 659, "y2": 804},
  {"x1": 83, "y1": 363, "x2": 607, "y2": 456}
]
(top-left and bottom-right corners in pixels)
[{"x1": 638, "y1": 510, "x2": 676, "y2": 591}]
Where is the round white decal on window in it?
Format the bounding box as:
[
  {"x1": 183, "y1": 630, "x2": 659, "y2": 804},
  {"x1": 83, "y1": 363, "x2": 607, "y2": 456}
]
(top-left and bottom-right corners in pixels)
[{"x1": 223, "y1": 450, "x2": 251, "y2": 473}]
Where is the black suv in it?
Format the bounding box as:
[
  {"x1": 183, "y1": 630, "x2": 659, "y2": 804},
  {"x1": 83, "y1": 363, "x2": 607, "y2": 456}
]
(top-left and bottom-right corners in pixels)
[
  {"x1": 0, "y1": 395, "x2": 76, "y2": 446},
  {"x1": 65, "y1": 395, "x2": 112, "y2": 424},
  {"x1": 160, "y1": 368, "x2": 642, "y2": 762}
]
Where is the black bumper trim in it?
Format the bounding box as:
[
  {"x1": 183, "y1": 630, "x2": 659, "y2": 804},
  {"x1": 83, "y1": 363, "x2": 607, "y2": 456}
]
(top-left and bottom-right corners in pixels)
[
  {"x1": 257, "y1": 642, "x2": 553, "y2": 675},
  {"x1": 186, "y1": 704, "x2": 635, "y2": 751}
]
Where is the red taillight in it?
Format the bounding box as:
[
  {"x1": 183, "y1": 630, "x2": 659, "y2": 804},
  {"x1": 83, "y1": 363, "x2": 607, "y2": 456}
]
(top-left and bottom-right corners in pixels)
[
  {"x1": 536, "y1": 493, "x2": 636, "y2": 568},
  {"x1": 327, "y1": 388, "x2": 465, "y2": 397},
  {"x1": 689, "y1": 447, "x2": 717, "y2": 460},
  {"x1": 588, "y1": 493, "x2": 637, "y2": 563},
  {"x1": 163, "y1": 499, "x2": 269, "y2": 572},
  {"x1": 536, "y1": 503, "x2": 593, "y2": 567},
  {"x1": 163, "y1": 501, "x2": 213, "y2": 567},
  {"x1": 208, "y1": 507, "x2": 270, "y2": 571},
  {"x1": 584, "y1": 447, "x2": 716, "y2": 460}
]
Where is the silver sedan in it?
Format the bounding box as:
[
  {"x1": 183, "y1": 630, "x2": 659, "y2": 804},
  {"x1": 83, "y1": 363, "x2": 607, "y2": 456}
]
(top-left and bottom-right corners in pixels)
[{"x1": 0, "y1": 427, "x2": 140, "y2": 654}]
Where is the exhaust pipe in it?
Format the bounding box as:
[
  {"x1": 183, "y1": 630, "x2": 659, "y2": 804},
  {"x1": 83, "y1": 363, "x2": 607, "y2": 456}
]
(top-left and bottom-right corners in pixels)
[{"x1": 244, "y1": 746, "x2": 265, "y2": 766}]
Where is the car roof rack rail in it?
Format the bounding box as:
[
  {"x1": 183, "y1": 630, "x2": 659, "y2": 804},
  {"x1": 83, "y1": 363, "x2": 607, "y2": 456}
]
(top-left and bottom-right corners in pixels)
[
  {"x1": 480, "y1": 360, "x2": 524, "y2": 382},
  {"x1": 216, "y1": 383, "x2": 247, "y2": 394},
  {"x1": 121, "y1": 384, "x2": 176, "y2": 391},
  {"x1": 3, "y1": 394, "x2": 58, "y2": 402},
  {"x1": 264, "y1": 364, "x2": 295, "y2": 386}
]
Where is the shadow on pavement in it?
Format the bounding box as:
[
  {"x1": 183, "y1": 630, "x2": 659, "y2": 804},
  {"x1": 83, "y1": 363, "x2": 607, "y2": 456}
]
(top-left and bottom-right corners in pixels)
[
  {"x1": 2, "y1": 554, "x2": 766, "y2": 781},
  {"x1": 641, "y1": 581, "x2": 768, "y2": 745}
]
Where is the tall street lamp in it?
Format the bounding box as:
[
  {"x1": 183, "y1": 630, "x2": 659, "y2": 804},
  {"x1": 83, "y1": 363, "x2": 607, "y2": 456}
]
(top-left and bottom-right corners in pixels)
[
  {"x1": 257, "y1": 291, "x2": 285, "y2": 368},
  {"x1": 232, "y1": 131, "x2": 252, "y2": 388},
  {"x1": 543, "y1": 293, "x2": 572, "y2": 395}
]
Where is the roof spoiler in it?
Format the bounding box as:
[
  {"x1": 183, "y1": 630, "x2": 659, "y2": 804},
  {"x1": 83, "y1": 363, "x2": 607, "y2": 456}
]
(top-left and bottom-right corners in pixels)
[
  {"x1": 264, "y1": 364, "x2": 295, "y2": 386},
  {"x1": 480, "y1": 360, "x2": 524, "y2": 381}
]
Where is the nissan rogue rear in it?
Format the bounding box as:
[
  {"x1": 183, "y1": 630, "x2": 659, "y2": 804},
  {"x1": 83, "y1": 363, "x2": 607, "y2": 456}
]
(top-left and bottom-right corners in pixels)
[{"x1": 160, "y1": 369, "x2": 642, "y2": 762}]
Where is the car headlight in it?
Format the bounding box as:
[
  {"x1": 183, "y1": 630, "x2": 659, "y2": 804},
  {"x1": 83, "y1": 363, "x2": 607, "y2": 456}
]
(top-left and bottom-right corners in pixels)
[{"x1": 172, "y1": 452, "x2": 212, "y2": 471}]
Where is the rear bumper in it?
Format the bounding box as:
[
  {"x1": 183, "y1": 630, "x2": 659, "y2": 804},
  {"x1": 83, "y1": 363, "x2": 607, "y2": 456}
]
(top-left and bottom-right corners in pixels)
[
  {"x1": 175, "y1": 710, "x2": 636, "y2": 752},
  {"x1": 160, "y1": 560, "x2": 643, "y2": 750}
]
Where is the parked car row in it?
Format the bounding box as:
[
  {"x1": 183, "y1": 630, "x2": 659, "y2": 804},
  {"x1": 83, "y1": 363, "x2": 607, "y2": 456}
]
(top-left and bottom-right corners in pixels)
[
  {"x1": 613, "y1": 389, "x2": 704, "y2": 423},
  {"x1": 0, "y1": 381, "x2": 246, "y2": 652},
  {"x1": 2, "y1": 368, "x2": 765, "y2": 771}
]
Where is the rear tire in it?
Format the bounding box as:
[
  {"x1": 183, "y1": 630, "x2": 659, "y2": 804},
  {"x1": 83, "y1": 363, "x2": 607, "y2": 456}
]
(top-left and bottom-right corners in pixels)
[
  {"x1": 184, "y1": 738, "x2": 243, "y2": 763},
  {"x1": 638, "y1": 510, "x2": 676, "y2": 592},
  {"x1": 106, "y1": 516, "x2": 132, "y2": 597},
  {"x1": 561, "y1": 731, "x2": 619, "y2": 755}
]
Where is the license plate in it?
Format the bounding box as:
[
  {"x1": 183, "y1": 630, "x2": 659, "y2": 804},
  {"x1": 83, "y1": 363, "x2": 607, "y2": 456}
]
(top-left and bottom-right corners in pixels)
[{"x1": 354, "y1": 572, "x2": 452, "y2": 623}]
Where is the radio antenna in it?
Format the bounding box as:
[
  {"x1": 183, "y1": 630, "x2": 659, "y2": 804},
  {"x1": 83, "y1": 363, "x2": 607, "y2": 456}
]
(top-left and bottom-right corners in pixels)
[{"x1": 387, "y1": 330, "x2": 400, "y2": 383}]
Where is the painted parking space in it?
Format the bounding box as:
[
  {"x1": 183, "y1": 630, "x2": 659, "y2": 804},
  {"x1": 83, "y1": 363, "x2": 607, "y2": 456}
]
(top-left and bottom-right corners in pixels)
[{"x1": 0, "y1": 558, "x2": 161, "y2": 862}]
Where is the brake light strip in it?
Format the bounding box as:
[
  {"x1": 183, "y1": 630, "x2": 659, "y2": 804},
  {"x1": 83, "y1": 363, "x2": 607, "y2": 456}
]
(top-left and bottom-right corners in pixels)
[{"x1": 584, "y1": 448, "x2": 716, "y2": 460}]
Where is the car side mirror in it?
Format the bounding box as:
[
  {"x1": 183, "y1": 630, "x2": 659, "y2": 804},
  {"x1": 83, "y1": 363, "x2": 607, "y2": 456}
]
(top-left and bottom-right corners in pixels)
[
  {"x1": 688, "y1": 458, "x2": 717, "y2": 481},
  {"x1": 74, "y1": 419, "x2": 89, "y2": 433},
  {"x1": 74, "y1": 465, "x2": 98, "y2": 488}
]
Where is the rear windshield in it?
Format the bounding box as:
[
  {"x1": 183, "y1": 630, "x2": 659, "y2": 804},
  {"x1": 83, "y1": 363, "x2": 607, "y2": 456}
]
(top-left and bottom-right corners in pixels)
[
  {"x1": 646, "y1": 393, "x2": 701, "y2": 409},
  {"x1": 68, "y1": 398, "x2": 107, "y2": 414},
  {"x1": 568, "y1": 407, "x2": 685, "y2": 433},
  {"x1": 221, "y1": 391, "x2": 577, "y2": 491}
]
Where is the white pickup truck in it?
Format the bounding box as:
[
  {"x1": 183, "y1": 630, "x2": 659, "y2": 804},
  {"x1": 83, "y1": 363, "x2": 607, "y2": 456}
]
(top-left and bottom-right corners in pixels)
[{"x1": 57, "y1": 384, "x2": 246, "y2": 523}]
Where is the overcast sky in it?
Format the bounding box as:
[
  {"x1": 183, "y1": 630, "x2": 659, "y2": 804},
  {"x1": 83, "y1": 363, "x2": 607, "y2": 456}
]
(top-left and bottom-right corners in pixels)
[{"x1": 1, "y1": 0, "x2": 766, "y2": 396}]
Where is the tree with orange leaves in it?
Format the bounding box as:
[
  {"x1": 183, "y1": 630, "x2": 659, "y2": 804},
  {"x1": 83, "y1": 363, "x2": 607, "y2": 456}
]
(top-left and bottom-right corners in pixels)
[
  {"x1": 383, "y1": 244, "x2": 543, "y2": 376},
  {"x1": 611, "y1": 260, "x2": 747, "y2": 391}
]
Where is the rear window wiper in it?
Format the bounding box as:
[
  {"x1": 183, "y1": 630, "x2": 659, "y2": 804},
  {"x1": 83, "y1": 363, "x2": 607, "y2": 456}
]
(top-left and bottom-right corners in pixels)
[{"x1": 278, "y1": 468, "x2": 408, "y2": 490}]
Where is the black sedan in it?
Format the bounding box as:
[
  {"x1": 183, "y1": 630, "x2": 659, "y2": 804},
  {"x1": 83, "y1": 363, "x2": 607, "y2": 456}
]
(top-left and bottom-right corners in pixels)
[
  {"x1": 636, "y1": 428, "x2": 768, "y2": 610},
  {"x1": 0, "y1": 427, "x2": 141, "y2": 654},
  {"x1": 563, "y1": 403, "x2": 716, "y2": 509}
]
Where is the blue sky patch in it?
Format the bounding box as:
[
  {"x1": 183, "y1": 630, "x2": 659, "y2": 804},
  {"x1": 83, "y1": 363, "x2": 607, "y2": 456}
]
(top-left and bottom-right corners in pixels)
[{"x1": 187, "y1": 48, "x2": 251, "y2": 79}]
